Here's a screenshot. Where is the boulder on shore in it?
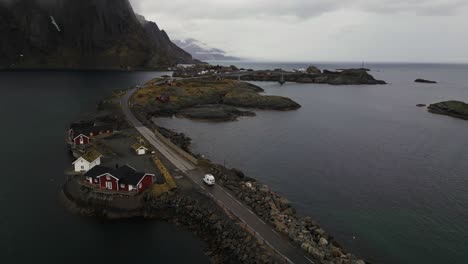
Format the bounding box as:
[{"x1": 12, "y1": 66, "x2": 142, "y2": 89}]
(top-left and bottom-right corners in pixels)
[{"x1": 306, "y1": 65, "x2": 321, "y2": 74}]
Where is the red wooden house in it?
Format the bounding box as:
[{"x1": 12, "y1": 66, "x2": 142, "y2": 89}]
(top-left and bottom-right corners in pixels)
[
  {"x1": 69, "y1": 122, "x2": 114, "y2": 145},
  {"x1": 84, "y1": 165, "x2": 155, "y2": 194},
  {"x1": 72, "y1": 133, "x2": 90, "y2": 145}
]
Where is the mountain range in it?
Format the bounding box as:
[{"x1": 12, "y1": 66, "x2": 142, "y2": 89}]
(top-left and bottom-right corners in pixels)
[
  {"x1": 174, "y1": 39, "x2": 240, "y2": 61},
  {"x1": 0, "y1": 0, "x2": 198, "y2": 70}
]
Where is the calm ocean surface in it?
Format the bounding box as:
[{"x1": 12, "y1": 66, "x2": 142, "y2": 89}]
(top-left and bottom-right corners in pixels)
[
  {"x1": 0, "y1": 62, "x2": 467, "y2": 264},
  {"x1": 155, "y1": 62, "x2": 468, "y2": 264}
]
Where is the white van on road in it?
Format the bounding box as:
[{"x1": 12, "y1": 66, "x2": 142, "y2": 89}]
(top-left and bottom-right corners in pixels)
[{"x1": 203, "y1": 174, "x2": 216, "y2": 186}]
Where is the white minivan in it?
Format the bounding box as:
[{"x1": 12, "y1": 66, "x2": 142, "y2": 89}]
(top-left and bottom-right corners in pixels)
[{"x1": 203, "y1": 174, "x2": 216, "y2": 186}]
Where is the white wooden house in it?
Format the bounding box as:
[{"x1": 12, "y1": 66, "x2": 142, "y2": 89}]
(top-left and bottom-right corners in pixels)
[
  {"x1": 73, "y1": 149, "x2": 102, "y2": 172},
  {"x1": 132, "y1": 143, "x2": 148, "y2": 156}
]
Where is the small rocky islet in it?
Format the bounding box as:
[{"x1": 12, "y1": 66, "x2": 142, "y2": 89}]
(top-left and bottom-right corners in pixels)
[
  {"x1": 415, "y1": 79, "x2": 438, "y2": 84},
  {"x1": 131, "y1": 78, "x2": 302, "y2": 122},
  {"x1": 428, "y1": 100, "x2": 468, "y2": 120}
]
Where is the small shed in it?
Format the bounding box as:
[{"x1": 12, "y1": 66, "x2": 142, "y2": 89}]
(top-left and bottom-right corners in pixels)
[
  {"x1": 156, "y1": 93, "x2": 170, "y2": 103},
  {"x1": 132, "y1": 143, "x2": 148, "y2": 156},
  {"x1": 73, "y1": 148, "x2": 102, "y2": 172}
]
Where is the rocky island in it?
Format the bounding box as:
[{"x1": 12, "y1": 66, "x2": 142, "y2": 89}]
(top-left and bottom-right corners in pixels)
[
  {"x1": 131, "y1": 78, "x2": 301, "y2": 122},
  {"x1": 174, "y1": 65, "x2": 387, "y2": 85},
  {"x1": 428, "y1": 101, "x2": 468, "y2": 120},
  {"x1": 238, "y1": 68, "x2": 386, "y2": 85},
  {"x1": 415, "y1": 79, "x2": 437, "y2": 84}
]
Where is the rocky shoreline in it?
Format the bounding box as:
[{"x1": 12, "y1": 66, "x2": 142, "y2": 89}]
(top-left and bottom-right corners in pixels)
[
  {"x1": 203, "y1": 163, "x2": 366, "y2": 264},
  {"x1": 428, "y1": 100, "x2": 468, "y2": 120},
  {"x1": 61, "y1": 177, "x2": 285, "y2": 264}
]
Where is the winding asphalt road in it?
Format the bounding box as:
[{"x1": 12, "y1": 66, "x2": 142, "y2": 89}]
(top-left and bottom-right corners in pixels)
[{"x1": 121, "y1": 86, "x2": 315, "y2": 264}]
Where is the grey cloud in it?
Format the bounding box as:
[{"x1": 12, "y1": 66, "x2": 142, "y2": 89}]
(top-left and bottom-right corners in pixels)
[
  {"x1": 356, "y1": 0, "x2": 468, "y2": 16},
  {"x1": 130, "y1": 0, "x2": 468, "y2": 20}
]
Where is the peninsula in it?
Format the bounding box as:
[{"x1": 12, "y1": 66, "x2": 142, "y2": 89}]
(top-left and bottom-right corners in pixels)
[{"x1": 62, "y1": 76, "x2": 368, "y2": 264}]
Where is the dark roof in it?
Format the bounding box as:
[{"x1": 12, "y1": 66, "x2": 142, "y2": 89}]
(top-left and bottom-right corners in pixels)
[
  {"x1": 84, "y1": 165, "x2": 155, "y2": 186},
  {"x1": 71, "y1": 123, "x2": 114, "y2": 137},
  {"x1": 121, "y1": 172, "x2": 147, "y2": 185},
  {"x1": 84, "y1": 166, "x2": 111, "y2": 178},
  {"x1": 112, "y1": 165, "x2": 136, "y2": 180}
]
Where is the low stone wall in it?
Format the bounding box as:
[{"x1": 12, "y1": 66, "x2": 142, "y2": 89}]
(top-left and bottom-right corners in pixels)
[
  {"x1": 209, "y1": 164, "x2": 367, "y2": 264},
  {"x1": 153, "y1": 128, "x2": 199, "y2": 165}
]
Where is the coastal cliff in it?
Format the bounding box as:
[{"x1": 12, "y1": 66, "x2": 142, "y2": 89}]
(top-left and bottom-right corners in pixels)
[{"x1": 0, "y1": 0, "x2": 197, "y2": 70}]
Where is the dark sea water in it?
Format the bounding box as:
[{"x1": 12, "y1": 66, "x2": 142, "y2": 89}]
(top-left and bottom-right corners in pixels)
[
  {"x1": 155, "y1": 62, "x2": 468, "y2": 264},
  {"x1": 0, "y1": 71, "x2": 209, "y2": 263}
]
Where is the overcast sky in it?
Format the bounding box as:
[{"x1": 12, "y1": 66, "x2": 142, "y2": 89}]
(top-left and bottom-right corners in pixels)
[{"x1": 131, "y1": 0, "x2": 468, "y2": 63}]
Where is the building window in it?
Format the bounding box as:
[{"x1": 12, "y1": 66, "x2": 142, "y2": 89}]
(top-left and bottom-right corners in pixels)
[
  {"x1": 94, "y1": 179, "x2": 98, "y2": 183},
  {"x1": 80, "y1": 137, "x2": 83, "y2": 144},
  {"x1": 81, "y1": 166, "x2": 84, "y2": 170},
  {"x1": 106, "y1": 175, "x2": 111, "y2": 180},
  {"x1": 139, "y1": 183, "x2": 142, "y2": 188},
  {"x1": 120, "y1": 184, "x2": 125, "y2": 189}
]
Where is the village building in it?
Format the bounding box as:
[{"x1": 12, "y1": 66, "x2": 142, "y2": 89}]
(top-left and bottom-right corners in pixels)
[
  {"x1": 69, "y1": 121, "x2": 114, "y2": 145},
  {"x1": 131, "y1": 143, "x2": 148, "y2": 156},
  {"x1": 84, "y1": 165, "x2": 155, "y2": 193},
  {"x1": 73, "y1": 133, "x2": 90, "y2": 146},
  {"x1": 73, "y1": 149, "x2": 102, "y2": 172},
  {"x1": 156, "y1": 93, "x2": 171, "y2": 103}
]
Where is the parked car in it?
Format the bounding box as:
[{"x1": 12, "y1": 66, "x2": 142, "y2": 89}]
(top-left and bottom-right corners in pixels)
[{"x1": 203, "y1": 174, "x2": 216, "y2": 186}]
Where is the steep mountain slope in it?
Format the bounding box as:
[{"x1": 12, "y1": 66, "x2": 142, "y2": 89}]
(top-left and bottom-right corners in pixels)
[
  {"x1": 0, "y1": 0, "x2": 196, "y2": 70},
  {"x1": 137, "y1": 15, "x2": 195, "y2": 67}
]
